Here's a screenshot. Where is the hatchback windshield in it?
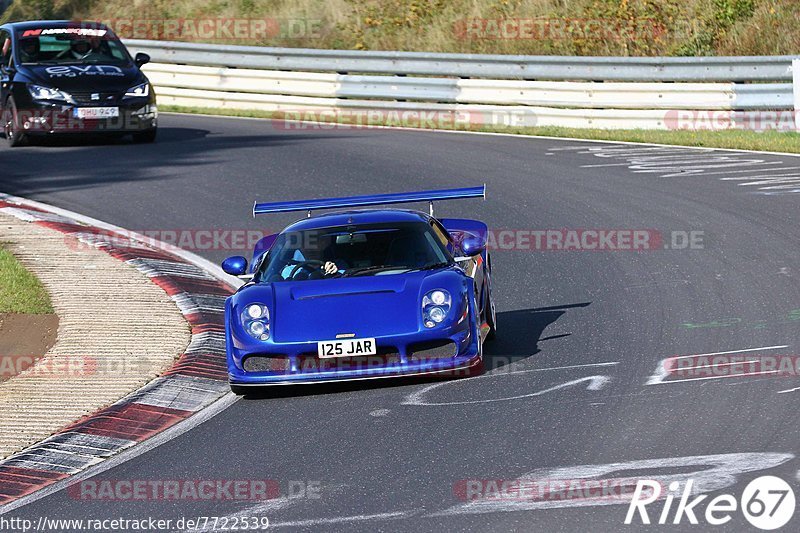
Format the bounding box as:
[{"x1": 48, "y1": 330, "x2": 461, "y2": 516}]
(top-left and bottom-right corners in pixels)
[
  {"x1": 257, "y1": 221, "x2": 452, "y2": 282},
  {"x1": 16, "y1": 27, "x2": 130, "y2": 65}
]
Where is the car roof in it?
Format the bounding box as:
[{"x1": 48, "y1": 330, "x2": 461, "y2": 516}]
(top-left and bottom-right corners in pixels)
[
  {"x1": 282, "y1": 209, "x2": 431, "y2": 233},
  {"x1": 2, "y1": 20, "x2": 111, "y2": 32}
]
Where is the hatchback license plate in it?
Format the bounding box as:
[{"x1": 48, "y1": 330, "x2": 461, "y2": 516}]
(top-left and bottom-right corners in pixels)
[{"x1": 74, "y1": 107, "x2": 119, "y2": 119}]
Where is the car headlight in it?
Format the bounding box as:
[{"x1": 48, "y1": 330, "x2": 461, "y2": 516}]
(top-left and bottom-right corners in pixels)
[
  {"x1": 125, "y1": 83, "x2": 149, "y2": 98},
  {"x1": 422, "y1": 289, "x2": 452, "y2": 328},
  {"x1": 28, "y1": 84, "x2": 70, "y2": 102},
  {"x1": 241, "y1": 303, "x2": 270, "y2": 340}
]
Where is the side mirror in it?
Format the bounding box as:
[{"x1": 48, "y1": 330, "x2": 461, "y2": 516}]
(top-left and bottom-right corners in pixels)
[
  {"x1": 461, "y1": 234, "x2": 486, "y2": 257},
  {"x1": 134, "y1": 52, "x2": 150, "y2": 68},
  {"x1": 222, "y1": 256, "x2": 248, "y2": 277}
]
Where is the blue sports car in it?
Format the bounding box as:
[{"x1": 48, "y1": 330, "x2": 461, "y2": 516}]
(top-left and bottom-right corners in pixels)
[{"x1": 220, "y1": 186, "x2": 496, "y2": 393}]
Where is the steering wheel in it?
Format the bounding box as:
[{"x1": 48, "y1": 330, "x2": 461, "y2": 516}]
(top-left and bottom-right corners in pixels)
[
  {"x1": 53, "y1": 47, "x2": 92, "y2": 61},
  {"x1": 286, "y1": 259, "x2": 326, "y2": 280},
  {"x1": 53, "y1": 48, "x2": 71, "y2": 60}
]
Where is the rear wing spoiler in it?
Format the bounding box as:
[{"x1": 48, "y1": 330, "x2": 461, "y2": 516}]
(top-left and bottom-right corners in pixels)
[{"x1": 253, "y1": 185, "x2": 485, "y2": 217}]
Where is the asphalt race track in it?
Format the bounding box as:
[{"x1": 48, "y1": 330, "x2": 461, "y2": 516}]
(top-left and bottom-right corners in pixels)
[{"x1": 3, "y1": 114, "x2": 800, "y2": 531}]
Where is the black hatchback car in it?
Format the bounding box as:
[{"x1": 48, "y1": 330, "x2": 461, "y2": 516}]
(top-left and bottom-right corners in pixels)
[{"x1": 0, "y1": 20, "x2": 157, "y2": 146}]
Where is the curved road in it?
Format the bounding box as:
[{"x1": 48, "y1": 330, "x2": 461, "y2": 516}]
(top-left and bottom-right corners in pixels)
[{"x1": 3, "y1": 114, "x2": 800, "y2": 531}]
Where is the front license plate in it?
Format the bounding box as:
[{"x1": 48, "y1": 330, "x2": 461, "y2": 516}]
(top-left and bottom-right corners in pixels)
[
  {"x1": 74, "y1": 107, "x2": 119, "y2": 119},
  {"x1": 317, "y1": 338, "x2": 377, "y2": 358}
]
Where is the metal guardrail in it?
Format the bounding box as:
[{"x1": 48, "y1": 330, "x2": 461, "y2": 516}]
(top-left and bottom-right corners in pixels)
[
  {"x1": 143, "y1": 63, "x2": 793, "y2": 111},
  {"x1": 127, "y1": 39, "x2": 795, "y2": 82},
  {"x1": 124, "y1": 40, "x2": 799, "y2": 131}
]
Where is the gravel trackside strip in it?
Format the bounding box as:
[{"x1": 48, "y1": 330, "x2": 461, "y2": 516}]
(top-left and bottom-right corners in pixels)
[
  {"x1": 0, "y1": 199, "x2": 234, "y2": 505},
  {"x1": 0, "y1": 211, "x2": 189, "y2": 457}
]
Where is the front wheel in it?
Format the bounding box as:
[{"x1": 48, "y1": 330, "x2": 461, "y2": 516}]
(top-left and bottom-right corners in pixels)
[
  {"x1": 132, "y1": 127, "x2": 157, "y2": 143},
  {"x1": 3, "y1": 97, "x2": 27, "y2": 148}
]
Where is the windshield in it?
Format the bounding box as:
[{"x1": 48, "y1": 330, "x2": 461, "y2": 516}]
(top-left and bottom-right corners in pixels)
[
  {"x1": 257, "y1": 221, "x2": 452, "y2": 282},
  {"x1": 16, "y1": 27, "x2": 131, "y2": 66}
]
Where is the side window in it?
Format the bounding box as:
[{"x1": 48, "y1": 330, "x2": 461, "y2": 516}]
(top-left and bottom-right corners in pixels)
[
  {"x1": 110, "y1": 45, "x2": 125, "y2": 61},
  {"x1": 430, "y1": 220, "x2": 450, "y2": 247},
  {"x1": 0, "y1": 31, "x2": 11, "y2": 68}
]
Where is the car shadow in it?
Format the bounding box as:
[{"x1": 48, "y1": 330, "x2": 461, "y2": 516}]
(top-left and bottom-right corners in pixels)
[
  {"x1": 0, "y1": 128, "x2": 358, "y2": 196},
  {"x1": 4, "y1": 126, "x2": 212, "y2": 147},
  {"x1": 238, "y1": 301, "x2": 591, "y2": 401},
  {"x1": 482, "y1": 301, "x2": 591, "y2": 372}
]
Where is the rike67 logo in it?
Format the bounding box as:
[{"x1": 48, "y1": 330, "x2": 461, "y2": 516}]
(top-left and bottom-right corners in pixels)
[{"x1": 626, "y1": 476, "x2": 795, "y2": 530}]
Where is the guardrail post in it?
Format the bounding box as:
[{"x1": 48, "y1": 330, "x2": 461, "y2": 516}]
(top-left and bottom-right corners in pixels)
[{"x1": 794, "y1": 59, "x2": 800, "y2": 132}]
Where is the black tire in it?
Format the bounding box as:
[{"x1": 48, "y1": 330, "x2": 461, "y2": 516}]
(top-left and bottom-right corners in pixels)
[
  {"x1": 132, "y1": 127, "x2": 157, "y2": 143},
  {"x1": 3, "y1": 97, "x2": 27, "y2": 148}
]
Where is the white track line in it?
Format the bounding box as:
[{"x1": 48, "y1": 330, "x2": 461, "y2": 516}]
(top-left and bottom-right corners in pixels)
[
  {"x1": 267, "y1": 511, "x2": 415, "y2": 529},
  {"x1": 179, "y1": 497, "x2": 300, "y2": 532},
  {"x1": 652, "y1": 370, "x2": 782, "y2": 384},
  {"x1": 513, "y1": 362, "x2": 619, "y2": 372},
  {"x1": 671, "y1": 345, "x2": 789, "y2": 360},
  {"x1": 403, "y1": 372, "x2": 613, "y2": 406}
]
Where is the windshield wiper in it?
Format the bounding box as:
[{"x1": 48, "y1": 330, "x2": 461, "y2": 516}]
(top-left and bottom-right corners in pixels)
[
  {"x1": 343, "y1": 262, "x2": 450, "y2": 277},
  {"x1": 342, "y1": 265, "x2": 409, "y2": 277},
  {"x1": 407, "y1": 262, "x2": 450, "y2": 272}
]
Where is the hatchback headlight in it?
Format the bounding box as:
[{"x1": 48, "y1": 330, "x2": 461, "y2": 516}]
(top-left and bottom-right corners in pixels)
[
  {"x1": 28, "y1": 84, "x2": 69, "y2": 102},
  {"x1": 241, "y1": 303, "x2": 270, "y2": 340},
  {"x1": 125, "y1": 83, "x2": 150, "y2": 98},
  {"x1": 422, "y1": 289, "x2": 452, "y2": 328}
]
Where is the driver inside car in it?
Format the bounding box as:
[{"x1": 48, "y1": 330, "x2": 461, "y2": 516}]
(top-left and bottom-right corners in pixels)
[
  {"x1": 18, "y1": 37, "x2": 39, "y2": 63},
  {"x1": 274, "y1": 249, "x2": 339, "y2": 281},
  {"x1": 69, "y1": 37, "x2": 105, "y2": 60}
]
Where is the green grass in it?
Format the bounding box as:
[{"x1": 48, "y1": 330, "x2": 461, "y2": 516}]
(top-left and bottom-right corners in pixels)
[
  {"x1": 497, "y1": 126, "x2": 800, "y2": 153},
  {"x1": 3, "y1": 0, "x2": 799, "y2": 56},
  {"x1": 0, "y1": 245, "x2": 53, "y2": 314},
  {"x1": 161, "y1": 104, "x2": 800, "y2": 154}
]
